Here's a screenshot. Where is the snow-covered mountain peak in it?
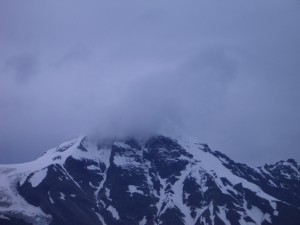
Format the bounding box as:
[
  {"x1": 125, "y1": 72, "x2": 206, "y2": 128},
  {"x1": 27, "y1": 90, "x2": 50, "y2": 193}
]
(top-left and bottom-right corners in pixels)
[{"x1": 1, "y1": 135, "x2": 300, "y2": 225}]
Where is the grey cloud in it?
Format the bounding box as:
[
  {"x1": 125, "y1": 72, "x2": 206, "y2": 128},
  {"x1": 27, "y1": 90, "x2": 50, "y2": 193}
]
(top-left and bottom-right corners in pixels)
[
  {"x1": 91, "y1": 48, "x2": 237, "y2": 141},
  {"x1": 4, "y1": 53, "x2": 38, "y2": 82},
  {"x1": 0, "y1": 0, "x2": 299, "y2": 165},
  {"x1": 54, "y1": 45, "x2": 90, "y2": 68}
]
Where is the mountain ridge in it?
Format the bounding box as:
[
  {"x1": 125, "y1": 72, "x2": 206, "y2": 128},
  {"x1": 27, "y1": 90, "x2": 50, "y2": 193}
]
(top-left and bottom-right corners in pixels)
[{"x1": 0, "y1": 135, "x2": 299, "y2": 225}]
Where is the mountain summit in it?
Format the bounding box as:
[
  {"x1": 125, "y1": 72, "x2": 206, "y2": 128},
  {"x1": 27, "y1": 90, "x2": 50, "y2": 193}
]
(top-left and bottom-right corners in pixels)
[{"x1": 0, "y1": 135, "x2": 300, "y2": 225}]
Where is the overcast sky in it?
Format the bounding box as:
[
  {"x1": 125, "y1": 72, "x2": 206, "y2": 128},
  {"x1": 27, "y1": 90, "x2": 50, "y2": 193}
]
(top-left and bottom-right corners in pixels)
[{"x1": 0, "y1": 0, "x2": 300, "y2": 165}]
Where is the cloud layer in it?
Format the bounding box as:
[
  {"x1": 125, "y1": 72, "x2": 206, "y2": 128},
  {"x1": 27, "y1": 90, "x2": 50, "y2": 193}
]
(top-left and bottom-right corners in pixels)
[{"x1": 0, "y1": 0, "x2": 300, "y2": 165}]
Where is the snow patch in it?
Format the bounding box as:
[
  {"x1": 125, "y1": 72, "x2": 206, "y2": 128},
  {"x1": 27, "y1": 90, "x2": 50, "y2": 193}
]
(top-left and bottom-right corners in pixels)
[
  {"x1": 107, "y1": 205, "x2": 120, "y2": 220},
  {"x1": 87, "y1": 165, "x2": 99, "y2": 170},
  {"x1": 59, "y1": 192, "x2": 65, "y2": 200},
  {"x1": 268, "y1": 180, "x2": 277, "y2": 187},
  {"x1": 217, "y1": 206, "x2": 230, "y2": 225},
  {"x1": 95, "y1": 211, "x2": 107, "y2": 225},
  {"x1": 0, "y1": 214, "x2": 10, "y2": 220},
  {"x1": 89, "y1": 182, "x2": 97, "y2": 188},
  {"x1": 128, "y1": 185, "x2": 144, "y2": 196},
  {"x1": 0, "y1": 171, "x2": 52, "y2": 225},
  {"x1": 139, "y1": 216, "x2": 147, "y2": 225},
  {"x1": 177, "y1": 137, "x2": 279, "y2": 202},
  {"x1": 48, "y1": 191, "x2": 54, "y2": 204},
  {"x1": 114, "y1": 156, "x2": 141, "y2": 167},
  {"x1": 29, "y1": 168, "x2": 48, "y2": 188},
  {"x1": 19, "y1": 174, "x2": 27, "y2": 186},
  {"x1": 270, "y1": 201, "x2": 279, "y2": 216},
  {"x1": 56, "y1": 139, "x2": 77, "y2": 152},
  {"x1": 114, "y1": 142, "x2": 130, "y2": 149}
]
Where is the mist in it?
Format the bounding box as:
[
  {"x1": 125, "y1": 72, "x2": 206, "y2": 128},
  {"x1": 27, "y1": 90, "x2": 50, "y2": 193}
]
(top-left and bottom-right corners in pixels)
[{"x1": 0, "y1": 0, "x2": 300, "y2": 165}]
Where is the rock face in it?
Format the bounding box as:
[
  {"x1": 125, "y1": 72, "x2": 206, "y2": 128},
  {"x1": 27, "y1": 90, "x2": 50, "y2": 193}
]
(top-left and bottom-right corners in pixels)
[{"x1": 0, "y1": 135, "x2": 300, "y2": 225}]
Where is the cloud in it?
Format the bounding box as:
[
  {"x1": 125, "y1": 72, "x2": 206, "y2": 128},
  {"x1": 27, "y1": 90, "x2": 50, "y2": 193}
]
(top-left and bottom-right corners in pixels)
[
  {"x1": 0, "y1": 0, "x2": 299, "y2": 165},
  {"x1": 54, "y1": 44, "x2": 90, "y2": 68},
  {"x1": 4, "y1": 53, "x2": 39, "y2": 83},
  {"x1": 90, "y1": 47, "x2": 237, "y2": 141}
]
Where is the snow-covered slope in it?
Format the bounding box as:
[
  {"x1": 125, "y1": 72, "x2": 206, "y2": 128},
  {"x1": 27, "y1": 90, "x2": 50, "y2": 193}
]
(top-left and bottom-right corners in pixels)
[{"x1": 0, "y1": 135, "x2": 299, "y2": 225}]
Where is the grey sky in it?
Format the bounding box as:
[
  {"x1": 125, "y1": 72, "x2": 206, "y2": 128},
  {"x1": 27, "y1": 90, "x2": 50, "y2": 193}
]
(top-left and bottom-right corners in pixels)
[{"x1": 0, "y1": 0, "x2": 300, "y2": 165}]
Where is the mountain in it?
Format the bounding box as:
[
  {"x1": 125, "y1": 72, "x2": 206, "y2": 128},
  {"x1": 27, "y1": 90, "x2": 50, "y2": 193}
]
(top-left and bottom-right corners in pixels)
[{"x1": 0, "y1": 135, "x2": 300, "y2": 225}]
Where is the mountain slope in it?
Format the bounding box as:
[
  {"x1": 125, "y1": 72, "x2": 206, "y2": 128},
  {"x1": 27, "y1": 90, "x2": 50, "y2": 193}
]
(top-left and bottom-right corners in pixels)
[{"x1": 0, "y1": 135, "x2": 299, "y2": 225}]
